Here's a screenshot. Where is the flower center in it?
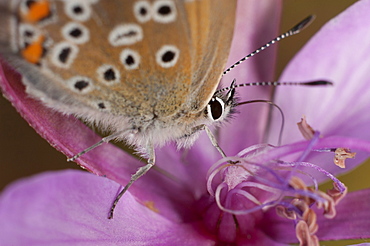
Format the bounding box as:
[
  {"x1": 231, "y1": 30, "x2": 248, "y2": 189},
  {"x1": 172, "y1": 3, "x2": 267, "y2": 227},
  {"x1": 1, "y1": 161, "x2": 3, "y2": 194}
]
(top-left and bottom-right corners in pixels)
[{"x1": 197, "y1": 140, "x2": 350, "y2": 244}]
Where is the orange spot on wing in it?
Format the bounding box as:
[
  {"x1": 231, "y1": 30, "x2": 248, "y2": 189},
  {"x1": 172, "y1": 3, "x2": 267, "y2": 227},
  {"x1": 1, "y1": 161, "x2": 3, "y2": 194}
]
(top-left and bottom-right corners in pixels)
[
  {"x1": 22, "y1": 0, "x2": 51, "y2": 23},
  {"x1": 21, "y1": 36, "x2": 45, "y2": 64}
]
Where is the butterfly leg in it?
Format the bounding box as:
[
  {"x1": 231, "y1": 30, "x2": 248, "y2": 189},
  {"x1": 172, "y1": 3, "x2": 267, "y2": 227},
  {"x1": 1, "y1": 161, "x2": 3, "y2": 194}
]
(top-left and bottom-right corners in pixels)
[
  {"x1": 195, "y1": 125, "x2": 241, "y2": 164},
  {"x1": 204, "y1": 126, "x2": 227, "y2": 158},
  {"x1": 190, "y1": 124, "x2": 226, "y2": 158},
  {"x1": 108, "y1": 142, "x2": 155, "y2": 219},
  {"x1": 67, "y1": 130, "x2": 131, "y2": 162}
]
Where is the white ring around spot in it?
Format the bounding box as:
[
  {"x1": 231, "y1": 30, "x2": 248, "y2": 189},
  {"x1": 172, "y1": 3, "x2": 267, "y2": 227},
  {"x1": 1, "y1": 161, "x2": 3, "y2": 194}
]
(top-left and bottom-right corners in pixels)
[
  {"x1": 155, "y1": 45, "x2": 179, "y2": 68},
  {"x1": 120, "y1": 49, "x2": 141, "y2": 70},
  {"x1": 152, "y1": 0, "x2": 177, "y2": 23},
  {"x1": 50, "y1": 41, "x2": 79, "y2": 69},
  {"x1": 133, "y1": 1, "x2": 152, "y2": 23},
  {"x1": 18, "y1": 23, "x2": 40, "y2": 48},
  {"x1": 64, "y1": 1, "x2": 92, "y2": 22},
  {"x1": 108, "y1": 24, "x2": 143, "y2": 46},
  {"x1": 96, "y1": 64, "x2": 121, "y2": 85},
  {"x1": 67, "y1": 76, "x2": 94, "y2": 94},
  {"x1": 61, "y1": 22, "x2": 90, "y2": 44}
]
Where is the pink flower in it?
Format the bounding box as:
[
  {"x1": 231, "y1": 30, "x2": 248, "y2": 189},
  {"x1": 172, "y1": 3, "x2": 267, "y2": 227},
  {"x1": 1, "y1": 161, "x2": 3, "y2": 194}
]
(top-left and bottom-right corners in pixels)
[{"x1": 1, "y1": 1, "x2": 370, "y2": 245}]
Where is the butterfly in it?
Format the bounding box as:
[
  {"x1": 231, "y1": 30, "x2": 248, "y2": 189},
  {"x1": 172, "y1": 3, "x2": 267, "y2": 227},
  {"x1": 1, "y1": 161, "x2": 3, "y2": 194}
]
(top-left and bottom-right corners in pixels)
[{"x1": 0, "y1": 0, "x2": 238, "y2": 217}]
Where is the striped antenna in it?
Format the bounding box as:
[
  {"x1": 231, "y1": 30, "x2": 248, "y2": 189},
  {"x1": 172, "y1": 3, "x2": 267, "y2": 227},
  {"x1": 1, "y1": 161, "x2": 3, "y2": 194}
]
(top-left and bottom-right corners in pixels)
[
  {"x1": 216, "y1": 80, "x2": 333, "y2": 94},
  {"x1": 223, "y1": 15, "x2": 315, "y2": 76}
]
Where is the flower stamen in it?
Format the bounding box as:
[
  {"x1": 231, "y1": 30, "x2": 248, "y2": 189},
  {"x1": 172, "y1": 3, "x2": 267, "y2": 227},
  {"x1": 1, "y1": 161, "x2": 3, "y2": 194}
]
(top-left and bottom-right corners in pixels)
[
  {"x1": 334, "y1": 148, "x2": 356, "y2": 168},
  {"x1": 297, "y1": 116, "x2": 316, "y2": 140},
  {"x1": 276, "y1": 177, "x2": 346, "y2": 245}
]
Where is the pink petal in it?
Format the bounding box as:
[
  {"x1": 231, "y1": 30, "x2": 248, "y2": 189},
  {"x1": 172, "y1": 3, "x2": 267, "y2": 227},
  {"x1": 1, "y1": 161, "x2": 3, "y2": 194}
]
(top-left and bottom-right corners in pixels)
[
  {"x1": 269, "y1": 0, "x2": 370, "y2": 180},
  {"x1": 0, "y1": 170, "x2": 213, "y2": 245},
  {"x1": 261, "y1": 188, "x2": 370, "y2": 243},
  {"x1": 316, "y1": 188, "x2": 370, "y2": 241},
  {"x1": 236, "y1": 230, "x2": 288, "y2": 246}
]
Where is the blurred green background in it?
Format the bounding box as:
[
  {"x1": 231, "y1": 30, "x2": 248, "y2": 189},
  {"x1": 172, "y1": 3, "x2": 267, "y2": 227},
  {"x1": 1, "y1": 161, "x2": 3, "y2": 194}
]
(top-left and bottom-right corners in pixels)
[{"x1": 0, "y1": 1, "x2": 368, "y2": 245}]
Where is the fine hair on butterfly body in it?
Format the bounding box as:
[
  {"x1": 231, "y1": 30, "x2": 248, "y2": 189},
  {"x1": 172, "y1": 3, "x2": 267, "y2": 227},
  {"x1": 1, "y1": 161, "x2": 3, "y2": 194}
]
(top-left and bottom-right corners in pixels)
[{"x1": 0, "y1": 0, "x2": 328, "y2": 219}]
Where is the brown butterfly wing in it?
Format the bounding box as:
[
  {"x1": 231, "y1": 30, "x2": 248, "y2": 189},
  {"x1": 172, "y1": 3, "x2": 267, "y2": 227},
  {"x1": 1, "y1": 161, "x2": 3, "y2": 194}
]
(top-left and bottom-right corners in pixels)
[
  {"x1": 0, "y1": 0, "x2": 236, "y2": 131},
  {"x1": 184, "y1": 0, "x2": 237, "y2": 114}
]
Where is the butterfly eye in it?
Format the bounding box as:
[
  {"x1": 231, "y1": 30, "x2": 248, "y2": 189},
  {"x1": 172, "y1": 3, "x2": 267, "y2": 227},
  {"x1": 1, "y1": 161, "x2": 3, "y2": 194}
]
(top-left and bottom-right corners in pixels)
[{"x1": 206, "y1": 97, "x2": 225, "y2": 121}]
